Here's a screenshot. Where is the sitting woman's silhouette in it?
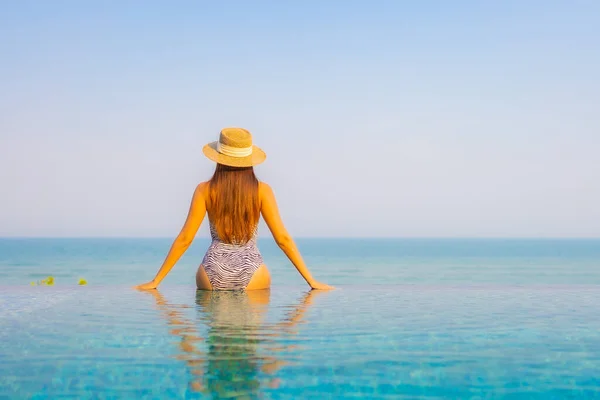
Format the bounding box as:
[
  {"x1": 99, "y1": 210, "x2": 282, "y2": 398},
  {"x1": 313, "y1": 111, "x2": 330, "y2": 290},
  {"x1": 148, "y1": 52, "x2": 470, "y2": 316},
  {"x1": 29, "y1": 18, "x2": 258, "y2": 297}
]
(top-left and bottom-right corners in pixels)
[
  {"x1": 146, "y1": 289, "x2": 326, "y2": 398},
  {"x1": 136, "y1": 127, "x2": 332, "y2": 291}
]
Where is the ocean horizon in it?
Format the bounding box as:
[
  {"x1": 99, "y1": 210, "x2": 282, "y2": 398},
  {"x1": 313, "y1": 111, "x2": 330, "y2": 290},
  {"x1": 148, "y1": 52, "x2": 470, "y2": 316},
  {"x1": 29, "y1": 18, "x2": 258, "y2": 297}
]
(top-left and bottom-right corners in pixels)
[{"x1": 2, "y1": 237, "x2": 600, "y2": 287}]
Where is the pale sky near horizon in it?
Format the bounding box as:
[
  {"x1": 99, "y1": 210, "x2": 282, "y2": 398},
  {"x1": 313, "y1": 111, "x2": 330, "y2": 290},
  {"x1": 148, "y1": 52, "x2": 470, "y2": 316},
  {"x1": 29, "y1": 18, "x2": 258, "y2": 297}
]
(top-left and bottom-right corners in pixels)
[{"x1": 1, "y1": 1, "x2": 599, "y2": 238}]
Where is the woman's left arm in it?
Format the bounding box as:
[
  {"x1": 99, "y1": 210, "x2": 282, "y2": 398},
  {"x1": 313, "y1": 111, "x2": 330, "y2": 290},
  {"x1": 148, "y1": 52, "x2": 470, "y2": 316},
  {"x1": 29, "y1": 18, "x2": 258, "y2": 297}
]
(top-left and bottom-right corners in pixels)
[{"x1": 135, "y1": 183, "x2": 207, "y2": 290}]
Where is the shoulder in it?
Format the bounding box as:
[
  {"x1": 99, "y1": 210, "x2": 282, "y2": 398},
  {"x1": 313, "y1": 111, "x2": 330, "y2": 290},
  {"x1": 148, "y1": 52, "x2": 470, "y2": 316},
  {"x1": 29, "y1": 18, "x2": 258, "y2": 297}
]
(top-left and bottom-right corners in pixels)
[
  {"x1": 258, "y1": 181, "x2": 274, "y2": 198},
  {"x1": 194, "y1": 181, "x2": 210, "y2": 199}
]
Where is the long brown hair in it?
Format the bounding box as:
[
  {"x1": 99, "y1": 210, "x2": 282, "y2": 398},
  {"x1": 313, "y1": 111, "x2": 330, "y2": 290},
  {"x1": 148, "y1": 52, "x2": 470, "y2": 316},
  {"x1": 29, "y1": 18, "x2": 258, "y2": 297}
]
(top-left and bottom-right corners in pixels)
[{"x1": 208, "y1": 163, "x2": 260, "y2": 244}]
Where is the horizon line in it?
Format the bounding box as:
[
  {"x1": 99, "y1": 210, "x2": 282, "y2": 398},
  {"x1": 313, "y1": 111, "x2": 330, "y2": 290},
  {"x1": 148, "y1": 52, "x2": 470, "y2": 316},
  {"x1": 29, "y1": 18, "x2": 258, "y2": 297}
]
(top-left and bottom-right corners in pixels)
[{"x1": 1, "y1": 236, "x2": 599, "y2": 240}]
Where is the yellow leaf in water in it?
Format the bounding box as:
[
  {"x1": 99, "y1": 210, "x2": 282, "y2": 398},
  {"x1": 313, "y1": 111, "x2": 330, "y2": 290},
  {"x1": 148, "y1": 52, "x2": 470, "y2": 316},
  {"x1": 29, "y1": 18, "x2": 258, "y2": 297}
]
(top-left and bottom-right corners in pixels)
[
  {"x1": 78, "y1": 278, "x2": 87, "y2": 286},
  {"x1": 30, "y1": 282, "x2": 36, "y2": 286},
  {"x1": 46, "y1": 276, "x2": 55, "y2": 286}
]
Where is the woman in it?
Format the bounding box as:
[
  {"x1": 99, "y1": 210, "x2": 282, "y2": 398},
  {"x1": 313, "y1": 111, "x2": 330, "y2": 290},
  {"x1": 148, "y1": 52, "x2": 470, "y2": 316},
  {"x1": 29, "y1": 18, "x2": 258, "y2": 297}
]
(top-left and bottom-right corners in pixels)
[{"x1": 136, "y1": 127, "x2": 332, "y2": 291}]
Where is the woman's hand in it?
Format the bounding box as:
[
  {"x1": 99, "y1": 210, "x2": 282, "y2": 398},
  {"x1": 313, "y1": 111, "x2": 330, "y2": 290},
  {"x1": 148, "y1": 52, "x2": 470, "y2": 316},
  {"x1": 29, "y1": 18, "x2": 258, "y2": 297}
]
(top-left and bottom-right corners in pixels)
[
  {"x1": 135, "y1": 281, "x2": 158, "y2": 290},
  {"x1": 309, "y1": 281, "x2": 335, "y2": 290}
]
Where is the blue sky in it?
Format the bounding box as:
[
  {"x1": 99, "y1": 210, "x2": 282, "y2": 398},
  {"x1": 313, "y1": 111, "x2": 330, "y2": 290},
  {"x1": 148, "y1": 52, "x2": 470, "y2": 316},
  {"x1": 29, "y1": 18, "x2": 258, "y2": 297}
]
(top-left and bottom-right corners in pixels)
[{"x1": 1, "y1": 1, "x2": 599, "y2": 238}]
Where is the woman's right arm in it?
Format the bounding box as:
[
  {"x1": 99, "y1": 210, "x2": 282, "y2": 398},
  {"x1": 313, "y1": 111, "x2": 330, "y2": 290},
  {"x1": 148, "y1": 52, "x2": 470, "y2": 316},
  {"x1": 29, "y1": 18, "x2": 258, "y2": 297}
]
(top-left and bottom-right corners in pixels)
[{"x1": 260, "y1": 182, "x2": 333, "y2": 290}]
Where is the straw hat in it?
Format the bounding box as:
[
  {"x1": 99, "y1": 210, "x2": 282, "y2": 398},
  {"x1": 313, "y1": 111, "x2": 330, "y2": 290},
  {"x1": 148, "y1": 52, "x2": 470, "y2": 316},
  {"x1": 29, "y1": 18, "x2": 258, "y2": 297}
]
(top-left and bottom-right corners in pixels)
[{"x1": 202, "y1": 127, "x2": 266, "y2": 167}]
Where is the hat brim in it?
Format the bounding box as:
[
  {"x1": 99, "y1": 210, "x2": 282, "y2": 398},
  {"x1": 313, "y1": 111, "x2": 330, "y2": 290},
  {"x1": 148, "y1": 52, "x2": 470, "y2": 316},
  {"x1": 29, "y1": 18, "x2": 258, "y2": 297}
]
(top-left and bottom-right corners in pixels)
[{"x1": 202, "y1": 142, "x2": 266, "y2": 167}]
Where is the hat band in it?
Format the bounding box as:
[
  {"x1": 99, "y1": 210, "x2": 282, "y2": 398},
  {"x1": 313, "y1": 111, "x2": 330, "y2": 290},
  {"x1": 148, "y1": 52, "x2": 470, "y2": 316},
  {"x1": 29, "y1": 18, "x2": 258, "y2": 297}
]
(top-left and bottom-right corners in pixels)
[{"x1": 217, "y1": 141, "x2": 253, "y2": 158}]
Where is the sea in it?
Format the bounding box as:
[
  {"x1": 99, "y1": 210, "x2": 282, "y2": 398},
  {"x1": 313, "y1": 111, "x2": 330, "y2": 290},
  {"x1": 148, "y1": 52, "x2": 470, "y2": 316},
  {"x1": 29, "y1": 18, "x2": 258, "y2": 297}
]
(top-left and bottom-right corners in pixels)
[{"x1": 1, "y1": 238, "x2": 600, "y2": 399}]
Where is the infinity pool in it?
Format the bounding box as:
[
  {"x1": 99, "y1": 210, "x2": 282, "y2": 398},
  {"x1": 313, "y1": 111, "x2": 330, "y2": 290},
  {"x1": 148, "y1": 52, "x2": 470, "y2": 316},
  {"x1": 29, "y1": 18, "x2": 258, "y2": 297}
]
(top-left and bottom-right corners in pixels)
[{"x1": 2, "y1": 284, "x2": 599, "y2": 399}]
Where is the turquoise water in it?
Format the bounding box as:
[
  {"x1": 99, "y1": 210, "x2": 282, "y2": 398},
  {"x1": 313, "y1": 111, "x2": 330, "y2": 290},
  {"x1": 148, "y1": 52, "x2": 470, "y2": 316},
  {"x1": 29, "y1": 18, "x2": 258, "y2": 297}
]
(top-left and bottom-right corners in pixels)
[{"x1": 1, "y1": 238, "x2": 600, "y2": 398}]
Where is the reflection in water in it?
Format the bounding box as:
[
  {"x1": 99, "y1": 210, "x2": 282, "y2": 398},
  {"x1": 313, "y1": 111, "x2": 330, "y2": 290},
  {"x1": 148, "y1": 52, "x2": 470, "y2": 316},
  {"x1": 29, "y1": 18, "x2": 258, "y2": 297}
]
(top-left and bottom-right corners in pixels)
[{"x1": 146, "y1": 289, "x2": 326, "y2": 399}]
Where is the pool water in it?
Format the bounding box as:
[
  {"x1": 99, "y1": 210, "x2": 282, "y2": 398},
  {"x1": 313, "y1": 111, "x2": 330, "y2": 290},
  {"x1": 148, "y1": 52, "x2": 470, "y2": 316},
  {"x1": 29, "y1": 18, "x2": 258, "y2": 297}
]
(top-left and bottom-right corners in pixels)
[
  {"x1": 2, "y1": 285, "x2": 600, "y2": 399},
  {"x1": 1, "y1": 239, "x2": 600, "y2": 398}
]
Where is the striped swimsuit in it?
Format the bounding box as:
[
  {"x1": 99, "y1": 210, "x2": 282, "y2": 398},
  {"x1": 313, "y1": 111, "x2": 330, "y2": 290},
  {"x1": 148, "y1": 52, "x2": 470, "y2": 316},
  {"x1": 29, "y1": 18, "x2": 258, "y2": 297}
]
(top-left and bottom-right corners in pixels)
[{"x1": 202, "y1": 223, "x2": 264, "y2": 290}]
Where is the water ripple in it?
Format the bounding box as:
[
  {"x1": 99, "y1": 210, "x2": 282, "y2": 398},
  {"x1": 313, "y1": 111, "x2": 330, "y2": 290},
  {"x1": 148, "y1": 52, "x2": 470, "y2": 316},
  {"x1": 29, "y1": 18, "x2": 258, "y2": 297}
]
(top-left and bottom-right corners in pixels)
[{"x1": 2, "y1": 285, "x2": 600, "y2": 398}]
